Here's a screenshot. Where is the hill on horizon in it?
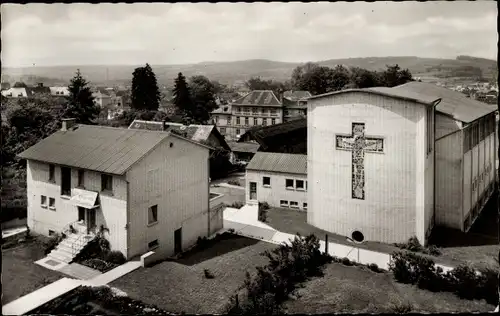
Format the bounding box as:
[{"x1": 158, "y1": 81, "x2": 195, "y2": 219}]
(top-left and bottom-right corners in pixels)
[{"x1": 1, "y1": 56, "x2": 496, "y2": 87}]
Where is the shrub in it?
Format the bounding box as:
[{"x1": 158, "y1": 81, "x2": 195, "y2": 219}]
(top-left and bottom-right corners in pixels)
[
  {"x1": 204, "y1": 269, "x2": 215, "y2": 279},
  {"x1": 196, "y1": 236, "x2": 211, "y2": 250},
  {"x1": 258, "y1": 202, "x2": 269, "y2": 223},
  {"x1": 104, "y1": 251, "x2": 126, "y2": 265},
  {"x1": 230, "y1": 201, "x2": 245, "y2": 209},
  {"x1": 395, "y1": 236, "x2": 441, "y2": 256},
  {"x1": 83, "y1": 258, "x2": 117, "y2": 273},
  {"x1": 43, "y1": 233, "x2": 63, "y2": 255},
  {"x1": 368, "y1": 263, "x2": 382, "y2": 273},
  {"x1": 389, "y1": 300, "x2": 414, "y2": 314},
  {"x1": 341, "y1": 257, "x2": 354, "y2": 266},
  {"x1": 228, "y1": 179, "x2": 241, "y2": 186}
]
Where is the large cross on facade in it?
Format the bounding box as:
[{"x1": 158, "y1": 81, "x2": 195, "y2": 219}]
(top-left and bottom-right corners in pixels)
[{"x1": 335, "y1": 123, "x2": 384, "y2": 200}]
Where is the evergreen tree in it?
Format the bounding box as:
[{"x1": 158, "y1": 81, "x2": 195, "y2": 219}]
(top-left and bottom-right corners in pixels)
[
  {"x1": 172, "y1": 72, "x2": 194, "y2": 124},
  {"x1": 65, "y1": 69, "x2": 99, "y2": 124},
  {"x1": 131, "y1": 63, "x2": 161, "y2": 111}
]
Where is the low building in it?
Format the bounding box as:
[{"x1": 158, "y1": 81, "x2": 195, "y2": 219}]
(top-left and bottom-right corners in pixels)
[
  {"x1": 1, "y1": 87, "x2": 29, "y2": 98},
  {"x1": 18, "y1": 119, "x2": 217, "y2": 262},
  {"x1": 245, "y1": 152, "x2": 308, "y2": 211},
  {"x1": 227, "y1": 141, "x2": 260, "y2": 164},
  {"x1": 50, "y1": 86, "x2": 70, "y2": 97}
]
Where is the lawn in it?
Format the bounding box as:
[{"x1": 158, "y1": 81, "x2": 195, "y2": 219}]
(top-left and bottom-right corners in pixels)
[
  {"x1": 2, "y1": 235, "x2": 65, "y2": 305},
  {"x1": 266, "y1": 194, "x2": 499, "y2": 270},
  {"x1": 283, "y1": 262, "x2": 495, "y2": 314},
  {"x1": 110, "y1": 234, "x2": 276, "y2": 314}
]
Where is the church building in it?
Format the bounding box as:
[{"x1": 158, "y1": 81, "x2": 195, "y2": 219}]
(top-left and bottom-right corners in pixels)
[
  {"x1": 307, "y1": 87, "x2": 439, "y2": 245},
  {"x1": 307, "y1": 82, "x2": 498, "y2": 246}
]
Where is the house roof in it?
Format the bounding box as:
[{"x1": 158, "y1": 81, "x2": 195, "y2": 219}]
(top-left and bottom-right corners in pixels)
[
  {"x1": 17, "y1": 125, "x2": 174, "y2": 175},
  {"x1": 283, "y1": 90, "x2": 312, "y2": 101},
  {"x1": 227, "y1": 141, "x2": 260, "y2": 153},
  {"x1": 128, "y1": 120, "x2": 230, "y2": 150},
  {"x1": 390, "y1": 82, "x2": 498, "y2": 123},
  {"x1": 49, "y1": 87, "x2": 70, "y2": 95},
  {"x1": 247, "y1": 152, "x2": 307, "y2": 175},
  {"x1": 308, "y1": 87, "x2": 441, "y2": 106},
  {"x1": 239, "y1": 118, "x2": 307, "y2": 143},
  {"x1": 231, "y1": 90, "x2": 282, "y2": 107},
  {"x1": 26, "y1": 86, "x2": 51, "y2": 96}
]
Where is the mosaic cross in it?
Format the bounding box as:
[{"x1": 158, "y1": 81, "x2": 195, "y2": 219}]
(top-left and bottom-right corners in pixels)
[{"x1": 335, "y1": 123, "x2": 384, "y2": 200}]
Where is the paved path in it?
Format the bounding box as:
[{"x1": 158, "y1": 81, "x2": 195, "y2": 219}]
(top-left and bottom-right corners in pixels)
[
  {"x1": 58, "y1": 263, "x2": 102, "y2": 280},
  {"x1": 223, "y1": 204, "x2": 454, "y2": 273},
  {"x1": 2, "y1": 261, "x2": 142, "y2": 315}
]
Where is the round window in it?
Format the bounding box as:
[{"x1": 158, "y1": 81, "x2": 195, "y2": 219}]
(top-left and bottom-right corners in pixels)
[{"x1": 351, "y1": 231, "x2": 364, "y2": 243}]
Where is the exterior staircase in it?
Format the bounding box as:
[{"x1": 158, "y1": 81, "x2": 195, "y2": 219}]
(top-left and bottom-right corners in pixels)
[{"x1": 47, "y1": 231, "x2": 95, "y2": 264}]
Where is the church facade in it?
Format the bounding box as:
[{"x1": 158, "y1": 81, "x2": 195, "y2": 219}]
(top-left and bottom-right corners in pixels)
[{"x1": 307, "y1": 88, "x2": 440, "y2": 245}]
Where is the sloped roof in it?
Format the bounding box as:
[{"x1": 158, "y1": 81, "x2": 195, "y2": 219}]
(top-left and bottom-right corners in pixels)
[
  {"x1": 26, "y1": 86, "x2": 51, "y2": 96},
  {"x1": 283, "y1": 90, "x2": 312, "y2": 101},
  {"x1": 17, "y1": 125, "x2": 173, "y2": 175},
  {"x1": 309, "y1": 87, "x2": 440, "y2": 106},
  {"x1": 390, "y1": 81, "x2": 497, "y2": 123},
  {"x1": 239, "y1": 118, "x2": 307, "y2": 143},
  {"x1": 247, "y1": 152, "x2": 307, "y2": 175},
  {"x1": 232, "y1": 90, "x2": 282, "y2": 107},
  {"x1": 227, "y1": 141, "x2": 260, "y2": 153},
  {"x1": 128, "y1": 120, "x2": 230, "y2": 150}
]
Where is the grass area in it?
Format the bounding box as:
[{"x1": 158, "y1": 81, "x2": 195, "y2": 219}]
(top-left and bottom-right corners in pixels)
[
  {"x1": 2, "y1": 235, "x2": 64, "y2": 305},
  {"x1": 283, "y1": 262, "x2": 494, "y2": 314},
  {"x1": 110, "y1": 234, "x2": 276, "y2": 314},
  {"x1": 266, "y1": 196, "x2": 499, "y2": 270}
]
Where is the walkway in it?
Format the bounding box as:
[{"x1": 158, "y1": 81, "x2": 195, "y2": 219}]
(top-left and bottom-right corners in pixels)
[
  {"x1": 2, "y1": 261, "x2": 142, "y2": 315},
  {"x1": 223, "y1": 204, "x2": 454, "y2": 273}
]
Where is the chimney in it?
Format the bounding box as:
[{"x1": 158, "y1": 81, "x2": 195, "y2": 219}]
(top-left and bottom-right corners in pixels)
[{"x1": 61, "y1": 118, "x2": 76, "y2": 131}]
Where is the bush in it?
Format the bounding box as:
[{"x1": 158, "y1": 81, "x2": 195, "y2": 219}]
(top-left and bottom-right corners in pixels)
[
  {"x1": 230, "y1": 201, "x2": 245, "y2": 209},
  {"x1": 394, "y1": 236, "x2": 441, "y2": 256},
  {"x1": 341, "y1": 257, "x2": 353, "y2": 266},
  {"x1": 368, "y1": 263, "x2": 382, "y2": 273},
  {"x1": 258, "y1": 202, "x2": 270, "y2": 223},
  {"x1": 82, "y1": 258, "x2": 117, "y2": 273},
  {"x1": 43, "y1": 233, "x2": 64, "y2": 255},
  {"x1": 389, "y1": 250, "x2": 499, "y2": 305},
  {"x1": 226, "y1": 234, "x2": 332, "y2": 314},
  {"x1": 227, "y1": 179, "x2": 241, "y2": 186},
  {"x1": 104, "y1": 251, "x2": 126, "y2": 265},
  {"x1": 389, "y1": 300, "x2": 414, "y2": 314}
]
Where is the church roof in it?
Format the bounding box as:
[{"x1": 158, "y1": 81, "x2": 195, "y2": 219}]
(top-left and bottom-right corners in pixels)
[
  {"x1": 390, "y1": 82, "x2": 497, "y2": 123},
  {"x1": 247, "y1": 152, "x2": 307, "y2": 175}
]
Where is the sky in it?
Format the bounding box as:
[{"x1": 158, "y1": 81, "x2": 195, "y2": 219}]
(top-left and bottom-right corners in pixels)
[{"x1": 1, "y1": 2, "x2": 497, "y2": 67}]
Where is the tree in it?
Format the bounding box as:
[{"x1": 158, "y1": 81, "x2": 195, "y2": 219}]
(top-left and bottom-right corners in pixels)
[
  {"x1": 380, "y1": 64, "x2": 413, "y2": 87},
  {"x1": 13, "y1": 82, "x2": 27, "y2": 88},
  {"x1": 131, "y1": 63, "x2": 161, "y2": 111},
  {"x1": 291, "y1": 63, "x2": 348, "y2": 95},
  {"x1": 245, "y1": 77, "x2": 290, "y2": 97},
  {"x1": 172, "y1": 72, "x2": 194, "y2": 124},
  {"x1": 189, "y1": 75, "x2": 218, "y2": 124},
  {"x1": 65, "y1": 69, "x2": 100, "y2": 124},
  {"x1": 349, "y1": 67, "x2": 381, "y2": 89}
]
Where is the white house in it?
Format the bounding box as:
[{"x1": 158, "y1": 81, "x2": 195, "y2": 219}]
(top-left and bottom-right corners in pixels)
[
  {"x1": 307, "y1": 88, "x2": 438, "y2": 245},
  {"x1": 18, "y1": 119, "x2": 218, "y2": 263},
  {"x1": 389, "y1": 82, "x2": 498, "y2": 232},
  {"x1": 246, "y1": 152, "x2": 308, "y2": 211}
]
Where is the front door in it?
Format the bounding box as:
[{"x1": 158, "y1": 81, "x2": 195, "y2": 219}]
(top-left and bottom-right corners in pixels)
[
  {"x1": 249, "y1": 182, "x2": 257, "y2": 200},
  {"x1": 174, "y1": 228, "x2": 182, "y2": 255},
  {"x1": 78, "y1": 207, "x2": 85, "y2": 222}
]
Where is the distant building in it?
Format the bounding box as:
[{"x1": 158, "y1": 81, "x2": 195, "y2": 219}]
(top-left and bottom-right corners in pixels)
[
  {"x1": 210, "y1": 90, "x2": 284, "y2": 141},
  {"x1": 18, "y1": 119, "x2": 216, "y2": 262},
  {"x1": 227, "y1": 141, "x2": 260, "y2": 164},
  {"x1": 245, "y1": 152, "x2": 308, "y2": 211},
  {"x1": 282, "y1": 90, "x2": 311, "y2": 122},
  {"x1": 50, "y1": 86, "x2": 70, "y2": 97},
  {"x1": 1, "y1": 87, "x2": 29, "y2": 98}
]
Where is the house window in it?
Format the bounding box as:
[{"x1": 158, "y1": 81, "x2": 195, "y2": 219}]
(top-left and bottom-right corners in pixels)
[
  {"x1": 296, "y1": 180, "x2": 305, "y2": 190},
  {"x1": 263, "y1": 119, "x2": 267, "y2": 126},
  {"x1": 214, "y1": 116, "x2": 219, "y2": 124},
  {"x1": 148, "y1": 239, "x2": 159, "y2": 250},
  {"x1": 303, "y1": 203, "x2": 308, "y2": 210},
  {"x1": 41, "y1": 195, "x2": 47, "y2": 208},
  {"x1": 220, "y1": 127, "x2": 226, "y2": 134},
  {"x1": 236, "y1": 117, "x2": 240, "y2": 125},
  {"x1": 49, "y1": 197, "x2": 56, "y2": 210},
  {"x1": 280, "y1": 200, "x2": 289, "y2": 207},
  {"x1": 253, "y1": 118, "x2": 258, "y2": 125},
  {"x1": 148, "y1": 205, "x2": 158, "y2": 225},
  {"x1": 245, "y1": 117, "x2": 249, "y2": 126},
  {"x1": 271, "y1": 118, "x2": 276, "y2": 125},
  {"x1": 290, "y1": 201, "x2": 299, "y2": 209},
  {"x1": 49, "y1": 164, "x2": 55, "y2": 182},
  {"x1": 271, "y1": 109, "x2": 277, "y2": 116},
  {"x1": 284, "y1": 110, "x2": 289, "y2": 116},
  {"x1": 61, "y1": 167, "x2": 71, "y2": 196},
  {"x1": 263, "y1": 176, "x2": 271, "y2": 187},
  {"x1": 286, "y1": 179, "x2": 294, "y2": 189},
  {"x1": 101, "y1": 174, "x2": 113, "y2": 192},
  {"x1": 236, "y1": 128, "x2": 240, "y2": 135},
  {"x1": 227, "y1": 117, "x2": 231, "y2": 125},
  {"x1": 78, "y1": 169, "x2": 85, "y2": 187}
]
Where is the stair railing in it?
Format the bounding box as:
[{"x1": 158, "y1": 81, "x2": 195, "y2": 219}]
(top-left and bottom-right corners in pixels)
[
  {"x1": 62, "y1": 220, "x2": 82, "y2": 237},
  {"x1": 71, "y1": 233, "x2": 89, "y2": 256}
]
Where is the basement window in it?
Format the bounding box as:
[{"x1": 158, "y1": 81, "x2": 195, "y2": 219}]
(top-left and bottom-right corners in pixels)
[
  {"x1": 290, "y1": 201, "x2": 299, "y2": 209},
  {"x1": 148, "y1": 239, "x2": 159, "y2": 250},
  {"x1": 280, "y1": 200, "x2": 289, "y2": 207},
  {"x1": 303, "y1": 203, "x2": 308, "y2": 210}
]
